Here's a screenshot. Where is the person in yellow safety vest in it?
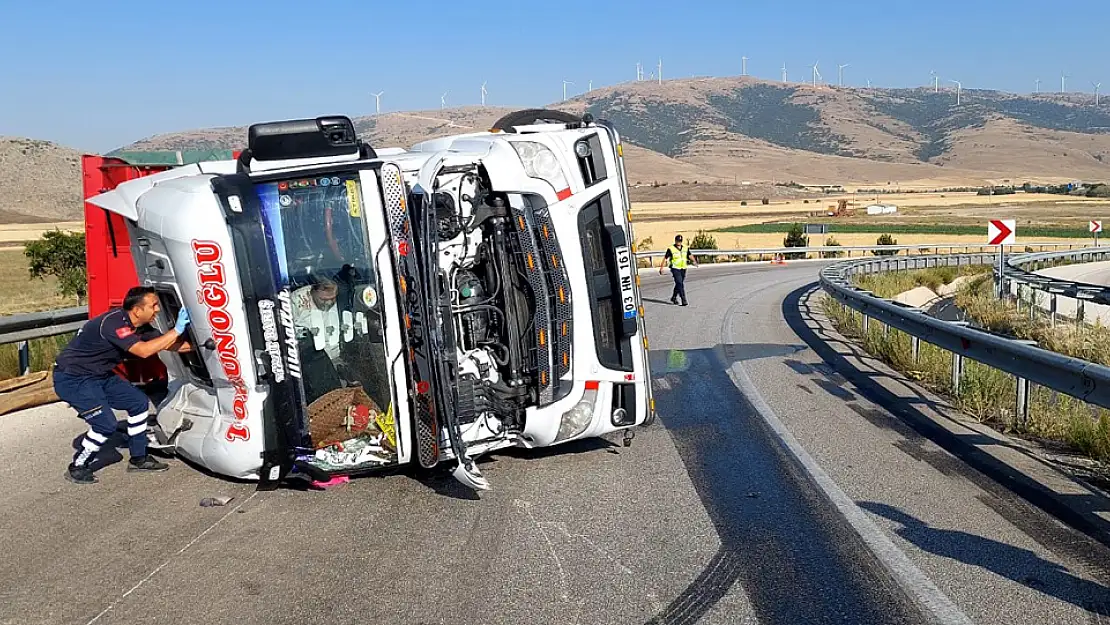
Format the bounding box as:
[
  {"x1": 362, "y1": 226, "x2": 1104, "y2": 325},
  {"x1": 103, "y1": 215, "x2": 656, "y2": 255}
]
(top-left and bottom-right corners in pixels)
[{"x1": 659, "y1": 234, "x2": 698, "y2": 306}]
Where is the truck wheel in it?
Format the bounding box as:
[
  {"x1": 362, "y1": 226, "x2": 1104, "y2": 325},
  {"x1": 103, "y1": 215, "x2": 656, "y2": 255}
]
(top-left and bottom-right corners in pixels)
[{"x1": 491, "y1": 109, "x2": 583, "y2": 132}]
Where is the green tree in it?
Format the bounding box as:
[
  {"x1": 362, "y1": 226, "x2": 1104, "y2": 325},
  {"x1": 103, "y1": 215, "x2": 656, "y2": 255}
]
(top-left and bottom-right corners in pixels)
[
  {"x1": 783, "y1": 223, "x2": 809, "y2": 259},
  {"x1": 821, "y1": 235, "x2": 845, "y2": 258},
  {"x1": 25, "y1": 230, "x2": 87, "y2": 303},
  {"x1": 873, "y1": 233, "x2": 899, "y2": 256},
  {"x1": 689, "y1": 230, "x2": 719, "y2": 264}
]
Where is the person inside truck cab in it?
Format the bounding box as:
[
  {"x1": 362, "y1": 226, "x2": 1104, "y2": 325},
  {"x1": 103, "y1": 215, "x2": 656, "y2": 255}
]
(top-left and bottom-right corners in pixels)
[
  {"x1": 295, "y1": 278, "x2": 346, "y2": 361},
  {"x1": 52, "y1": 286, "x2": 192, "y2": 484},
  {"x1": 293, "y1": 277, "x2": 351, "y2": 403}
]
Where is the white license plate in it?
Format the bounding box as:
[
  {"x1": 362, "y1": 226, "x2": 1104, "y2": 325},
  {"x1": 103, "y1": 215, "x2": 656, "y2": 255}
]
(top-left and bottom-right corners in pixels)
[{"x1": 615, "y1": 245, "x2": 637, "y2": 320}]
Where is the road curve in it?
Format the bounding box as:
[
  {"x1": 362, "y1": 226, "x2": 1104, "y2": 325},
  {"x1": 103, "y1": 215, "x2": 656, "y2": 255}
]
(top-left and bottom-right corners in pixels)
[{"x1": 1, "y1": 261, "x2": 1108, "y2": 625}]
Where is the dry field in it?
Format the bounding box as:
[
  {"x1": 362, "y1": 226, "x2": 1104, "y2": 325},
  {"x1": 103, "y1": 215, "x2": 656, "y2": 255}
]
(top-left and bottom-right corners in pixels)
[
  {"x1": 628, "y1": 192, "x2": 1110, "y2": 250},
  {"x1": 0, "y1": 221, "x2": 83, "y2": 247},
  {"x1": 0, "y1": 248, "x2": 77, "y2": 315}
]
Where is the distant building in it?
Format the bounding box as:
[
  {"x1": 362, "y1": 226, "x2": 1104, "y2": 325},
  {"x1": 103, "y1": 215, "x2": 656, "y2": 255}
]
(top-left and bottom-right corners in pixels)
[{"x1": 866, "y1": 203, "x2": 898, "y2": 215}]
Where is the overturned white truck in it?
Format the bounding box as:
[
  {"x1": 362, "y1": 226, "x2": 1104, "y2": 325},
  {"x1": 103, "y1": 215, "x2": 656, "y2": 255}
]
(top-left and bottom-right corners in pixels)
[{"x1": 87, "y1": 109, "x2": 654, "y2": 490}]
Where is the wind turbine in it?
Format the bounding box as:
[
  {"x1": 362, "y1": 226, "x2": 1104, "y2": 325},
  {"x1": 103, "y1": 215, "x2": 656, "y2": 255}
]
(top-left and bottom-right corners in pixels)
[
  {"x1": 441, "y1": 92, "x2": 448, "y2": 109},
  {"x1": 742, "y1": 56, "x2": 748, "y2": 76},
  {"x1": 867, "y1": 79, "x2": 872, "y2": 88},
  {"x1": 950, "y1": 79, "x2": 962, "y2": 106},
  {"x1": 1035, "y1": 78, "x2": 1041, "y2": 94},
  {"x1": 562, "y1": 79, "x2": 574, "y2": 101},
  {"x1": 657, "y1": 58, "x2": 663, "y2": 84},
  {"x1": 636, "y1": 62, "x2": 643, "y2": 81},
  {"x1": 1094, "y1": 81, "x2": 1102, "y2": 106},
  {"x1": 838, "y1": 63, "x2": 850, "y2": 87},
  {"x1": 1061, "y1": 72, "x2": 1069, "y2": 93},
  {"x1": 781, "y1": 62, "x2": 788, "y2": 83},
  {"x1": 931, "y1": 70, "x2": 939, "y2": 93},
  {"x1": 588, "y1": 80, "x2": 593, "y2": 92},
  {"x1": 371, "y1": 91, "x2": 384, "y2": 115},
  {"x1": 812, "y1": 61, "x2": 821, "y2": 87},
  {"x1": 481, "y1": 82, "x2": 487, "y2": 106}
]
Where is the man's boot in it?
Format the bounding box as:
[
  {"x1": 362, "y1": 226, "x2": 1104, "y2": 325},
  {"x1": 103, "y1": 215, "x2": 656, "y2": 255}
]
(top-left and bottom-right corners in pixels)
[
  {"x1": 65, "y1": 463, "x2": 97, "y2": 484},
  {"x1": 127, "y1": 456, "x2": 170, "y2": 472}
]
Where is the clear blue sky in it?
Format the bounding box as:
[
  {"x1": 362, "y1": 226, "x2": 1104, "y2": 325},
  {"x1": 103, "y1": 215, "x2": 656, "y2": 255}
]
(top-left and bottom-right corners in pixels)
[{"x1": 2, "y1": 0, "x2": 1105, "y2": 153}]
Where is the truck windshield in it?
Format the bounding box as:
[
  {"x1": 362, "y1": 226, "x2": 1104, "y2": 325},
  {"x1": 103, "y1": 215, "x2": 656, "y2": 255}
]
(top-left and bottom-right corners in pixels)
[{"x1": 254, "y1": 171, "x2": 393, "y2": 437}]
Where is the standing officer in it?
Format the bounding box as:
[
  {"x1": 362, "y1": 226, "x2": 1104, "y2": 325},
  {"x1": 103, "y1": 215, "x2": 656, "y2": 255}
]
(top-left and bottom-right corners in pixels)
[
  {"x1": 659, "y1": 234, "x2": 698, "y2": 306},
  {"x1": 53, "y1": 286, "x2": 192, "y2": 484}
]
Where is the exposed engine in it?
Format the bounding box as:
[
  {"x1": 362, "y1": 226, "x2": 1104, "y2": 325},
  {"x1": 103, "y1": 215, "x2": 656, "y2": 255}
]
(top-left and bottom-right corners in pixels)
[{"x1": 429, "y1": 169, "x2": 534, "y2": 439}]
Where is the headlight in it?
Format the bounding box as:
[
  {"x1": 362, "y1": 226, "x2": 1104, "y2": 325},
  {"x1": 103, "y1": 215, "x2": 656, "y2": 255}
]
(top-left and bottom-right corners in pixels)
[
  {"x1": 555, "y1": 388, "x2": 597, "y2": 442},
  {"x1": 511, "y1": 141, "x2": 569, "y2": 194}
]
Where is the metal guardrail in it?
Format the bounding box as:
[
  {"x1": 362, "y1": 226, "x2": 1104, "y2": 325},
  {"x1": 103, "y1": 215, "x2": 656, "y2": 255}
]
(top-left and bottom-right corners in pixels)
[
  {"x1": 820, "y1": 252, "x2": 1110, "y2": 422},
  {"x1": 634, "y1": 241, "x2": 1086, "y2": 261},
  {"x1": 0, "y1": 306, "x2": 87, "y2": 376},
  {"x1": 1001, "y1": 248, "x2": 1110, "y2": 323}
]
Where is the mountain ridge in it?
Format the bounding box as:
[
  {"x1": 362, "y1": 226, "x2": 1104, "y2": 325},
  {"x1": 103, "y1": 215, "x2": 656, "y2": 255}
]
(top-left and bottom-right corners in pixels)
[{"x1": 3, "y1": 76, "x2": 1110, "y2": 222}]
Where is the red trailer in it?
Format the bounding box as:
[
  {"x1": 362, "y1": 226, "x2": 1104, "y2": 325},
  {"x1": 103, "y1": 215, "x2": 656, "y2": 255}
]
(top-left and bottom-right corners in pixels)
[{"x1": 81, "y1": 150, "x2": 239, "y2": 390}]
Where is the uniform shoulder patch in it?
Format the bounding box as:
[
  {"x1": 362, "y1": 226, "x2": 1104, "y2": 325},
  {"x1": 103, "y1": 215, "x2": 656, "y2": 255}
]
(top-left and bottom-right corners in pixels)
[{"x1": 115, "y1": 326, "x2": 135, "y2": 339}]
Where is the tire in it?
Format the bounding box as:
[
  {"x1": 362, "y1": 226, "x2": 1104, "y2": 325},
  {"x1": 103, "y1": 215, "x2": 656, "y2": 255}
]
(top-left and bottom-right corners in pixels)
[{"x1": 490, "y1": 108, "x2": 583, "y2": 132}]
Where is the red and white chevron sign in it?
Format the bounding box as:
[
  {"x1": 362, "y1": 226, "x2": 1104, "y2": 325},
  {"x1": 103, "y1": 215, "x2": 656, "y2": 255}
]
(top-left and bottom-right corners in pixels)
[
  {"x1": 988, "y1": 219, "x2": 1015, "y2": 246},
  {"x1": 1091, "y1": 220, "x2": 1103, "y2": 234}
]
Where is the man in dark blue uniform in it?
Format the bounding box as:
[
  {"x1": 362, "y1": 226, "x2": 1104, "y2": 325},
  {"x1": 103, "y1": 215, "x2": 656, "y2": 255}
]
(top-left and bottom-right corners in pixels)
[{"x1": 53, "y1": 286, "x2": 192, "y2": 484}]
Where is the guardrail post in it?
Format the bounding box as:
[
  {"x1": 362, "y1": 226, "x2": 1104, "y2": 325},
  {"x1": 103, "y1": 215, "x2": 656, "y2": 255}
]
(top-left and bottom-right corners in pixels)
[
  {"x1": 951, "y1": 352, "x2": 964, "y2": 394},
  {"x1": 911, "y1": 336, "x2": 920, "y2": 363},
  {"x1": 1015, "y1": 377, "x2": 1030, "y2": 431},
  {"x1": 1050, "y1": 294, "x2": 1057, "y2": 326},
  {"x1": 862, "y1": 313, "x2": 870, "y2": 334},
  {"x1": 1077, "y1": 299, "x2": 1085, "y2": 326},
  {"x1": 17, "y1": 340, "x2": 30, "y2": 376}
]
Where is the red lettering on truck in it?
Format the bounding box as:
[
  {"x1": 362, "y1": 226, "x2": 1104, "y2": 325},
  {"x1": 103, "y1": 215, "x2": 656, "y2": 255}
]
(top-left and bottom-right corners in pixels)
[{"x1": 191, "y1": 239, "x2": 250, "y2": 442}]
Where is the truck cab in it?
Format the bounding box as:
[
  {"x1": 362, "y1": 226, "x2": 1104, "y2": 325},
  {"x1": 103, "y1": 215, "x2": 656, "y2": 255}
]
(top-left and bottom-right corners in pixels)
[{"x1": 84, "y1": 110, "x2": 654, "y2": 491}]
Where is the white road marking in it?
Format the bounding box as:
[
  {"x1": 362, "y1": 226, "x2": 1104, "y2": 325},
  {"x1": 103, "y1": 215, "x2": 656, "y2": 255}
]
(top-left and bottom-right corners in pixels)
[
  {"x1": 84, "y1": 491, "x2": 258, "y2": 625},
  {"x1": 722, "y1": 293, "x2": 976, "y2": 625}
]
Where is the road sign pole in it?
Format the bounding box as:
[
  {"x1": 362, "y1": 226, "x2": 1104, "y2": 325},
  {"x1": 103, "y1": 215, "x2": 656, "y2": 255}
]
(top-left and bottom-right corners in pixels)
[{"x1": 998, "y1": 244, "x2": 1005, "y2": 299}]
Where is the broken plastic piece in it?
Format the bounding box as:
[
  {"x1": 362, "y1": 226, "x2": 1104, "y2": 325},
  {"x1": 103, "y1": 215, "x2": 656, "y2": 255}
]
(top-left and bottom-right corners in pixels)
[
  {"x1": 310, "y1": 475, "x2": 351, "y2": 490},
  {"x1": 200, "y1": 496, "x2": 234, "y2": 507}
]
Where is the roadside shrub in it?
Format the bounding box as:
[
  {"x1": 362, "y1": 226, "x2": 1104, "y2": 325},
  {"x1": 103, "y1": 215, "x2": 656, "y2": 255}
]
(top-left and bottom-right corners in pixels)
[
  {"x1": 821, "y1": 236, "x2": 844, "y2": 258},
  {"x1": 761, "y1": 197, "x2": 770, "y2": 205},
  {"x1": 872, "y1": 233, "x2": 898, "y2": 256},
  {"x1": 783, "y1": 223, "x2": 809, "y2": 259},
  {"x1": 689, "y1": 230, "x2": 719, "y2": 264},
  {"x1": 25, "y1": 230, "x2": 87, "y2": 304}
]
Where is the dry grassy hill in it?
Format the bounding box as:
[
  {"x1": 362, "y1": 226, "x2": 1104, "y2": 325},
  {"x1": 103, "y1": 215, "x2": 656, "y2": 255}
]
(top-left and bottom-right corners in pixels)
[
  {"x1": 0, "y1": 137, "x2": 81, "y2": 222},
  {"x1": 5, "y1": 75, "x2": 1110, "y2": 223}
]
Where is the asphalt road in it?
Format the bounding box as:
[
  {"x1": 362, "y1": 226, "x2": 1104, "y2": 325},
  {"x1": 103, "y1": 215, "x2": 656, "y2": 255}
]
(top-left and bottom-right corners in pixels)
[
  {"x1": 1032, "y1": 259, "x2": 1110, "y2": 324},
  {"x1": 2, "y1": 261, "x2": 1109, "y2": 625}
]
